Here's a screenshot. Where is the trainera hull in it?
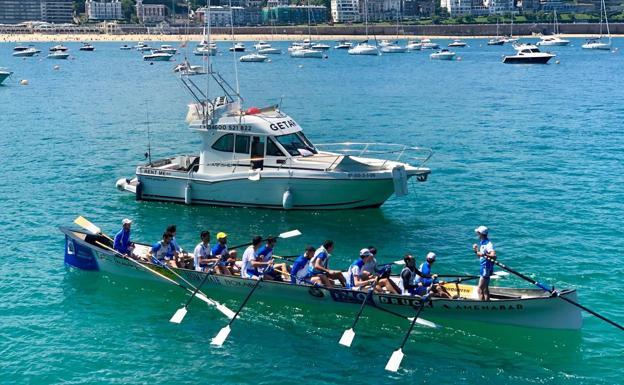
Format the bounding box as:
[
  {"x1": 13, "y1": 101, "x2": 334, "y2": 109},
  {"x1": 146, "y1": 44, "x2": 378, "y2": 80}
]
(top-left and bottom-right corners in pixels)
[{"x1": 62, "y1": 228, "x2": 583, "y2": 330}]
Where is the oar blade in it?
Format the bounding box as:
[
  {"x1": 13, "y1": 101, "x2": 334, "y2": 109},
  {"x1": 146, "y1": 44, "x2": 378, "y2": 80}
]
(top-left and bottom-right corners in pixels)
[
  {"x1": 196, "y1": 293, "x2": 236, "y2": 320},
  {"x1": 211, "y1": 325, "x2": 232, "y2": 347},
  {"x1": 170, "y1": 307, "x2": 188, "y2": 324},
  {"x1": 385, "y1": 348, "x2": 404, "y2": 372},
  {"x1": 279, "y1": 229, "x2": 301, "y2": 239},
  {"x1": 74, "y1": 216, "x2": 101, "y2": 235},
  {"x1": 407, "y1": 317, "x2": 441, "y2": 329},
  {"x1": 339, "y1": 328, "x2": 355, "y2": 347},
  {"x1": 393, "y1": 260, "x2": 405, "y2": 266}
]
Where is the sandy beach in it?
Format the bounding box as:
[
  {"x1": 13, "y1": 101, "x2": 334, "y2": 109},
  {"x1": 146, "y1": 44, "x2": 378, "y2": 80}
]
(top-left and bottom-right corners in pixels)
[{"x1": 2, "y1": 32, "x2": 619, "y2": 43}]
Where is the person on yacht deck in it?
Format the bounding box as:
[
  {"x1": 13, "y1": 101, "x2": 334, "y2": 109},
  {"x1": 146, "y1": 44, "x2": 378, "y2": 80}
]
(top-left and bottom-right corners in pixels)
[
  {"x1": 113, "y1": 218, "x2": 135, "y2": 257},
  {"x1": 241, "y1": 236, "x2": 272, "y2": 280},
  {"x1": 417, "y1": 252, "x2": 452, "y2": 298},
  {"x1": 211, "y1": 232, "x2": 238, "y2": 275},
  {"x1": 307, "y1": 240, "x2": 346, "y2": 288},
  {"x1": 149, "y1": 232, "x2": 179, "y2": 268},
  {"x1": 193, "y1": 231, "x2": 218, "y2": 272}
]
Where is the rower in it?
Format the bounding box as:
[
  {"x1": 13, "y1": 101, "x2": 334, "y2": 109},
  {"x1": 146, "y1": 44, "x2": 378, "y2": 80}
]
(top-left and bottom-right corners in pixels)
[
  {"x1": 113, "y1": 218, "x2": 135, "y2": 257},
  {"x1": 241, "y1": 236, "x2": 272, "y2": 279},
  {"x1": 148, "y1": 232, "x2": 179, "y2": 268},
  {"x1": 166, "y1": 224, "x2": 182, "y2": 253},
  {"x1": 417, "y1": 252, "x2": 452, "y2": 298},
  {"x1": 256, "y1": 236, "x2": 289, "y2": 281},
  {"x1": 307, "y1": 240, "x2": 346, "y2": 287},
  {"x1": 473, "y1": 225, "x2": 496, "y2": 301},
  {"x1": 362, "y1": 246, "x2": 400, "y2": 293},
  {"x1": 211, "y1": 232, "x2": 238, "y2": 275},
  {"x1": 193, "y1": 231, "x2": 217, "y2": 272},
  {"x1": 399, "y1": 254, "x2": 426, "y2": 296},
  {"x1": 347, "y1": 249, "x2": 377, "y2": 290},
  {"x1": 290, "y1": 246, "x2": 317, "y2": 285}
]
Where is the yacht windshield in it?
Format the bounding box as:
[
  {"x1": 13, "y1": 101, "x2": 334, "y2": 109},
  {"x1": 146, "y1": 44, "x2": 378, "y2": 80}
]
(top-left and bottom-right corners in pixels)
[{"x1": 275, "y1": 132, "x2": 317, "y2": 156}]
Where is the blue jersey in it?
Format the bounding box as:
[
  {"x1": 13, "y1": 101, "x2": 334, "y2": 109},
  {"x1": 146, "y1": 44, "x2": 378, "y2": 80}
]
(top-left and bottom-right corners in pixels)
[
  {"x1": 151, "y1": 241, "x2": 175, "y2": 263},
  {"x1": 171, "y1": 237, "x2": 181, "y2": 252},
  {"x1": 256, "y1": 245, "x2": 274, "y2": 274},
  {"x1": 290, "y1": 255, "x2": 309, "y2": 284},
  {"x1": 113, "y1": 228, "x2": 131, "y2": 254},
  {"x1": 308, "y1": 247, "x2": 329, "y2": 274},
  {"x1": 416, "y1": 262, "x2": 435, "y2": 287},
  {"x1": 346, "y1": 259, "x2": 365, "y2": 289},
  {"x1": 212, "y1": 243, "x2": 229, "y2": 262}
]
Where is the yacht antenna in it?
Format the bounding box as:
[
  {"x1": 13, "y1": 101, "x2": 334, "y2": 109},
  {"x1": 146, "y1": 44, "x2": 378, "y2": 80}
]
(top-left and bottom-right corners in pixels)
[
  {"x1": 228, "y1": 0, "x2": 241, "y2": 100},
  {"x1": 145, "y1": 102, "x2": 153, "y2": 166}
]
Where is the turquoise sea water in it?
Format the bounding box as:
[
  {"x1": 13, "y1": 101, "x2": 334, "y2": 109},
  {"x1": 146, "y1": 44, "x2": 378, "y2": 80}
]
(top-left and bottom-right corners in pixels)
[{"x1": 1, "y1": 40, "x2": 623, "y2": 384}]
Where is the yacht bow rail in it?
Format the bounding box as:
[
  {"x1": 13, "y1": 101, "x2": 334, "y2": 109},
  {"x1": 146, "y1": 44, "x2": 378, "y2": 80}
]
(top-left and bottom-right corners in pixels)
[{"x1": 315, "y1": 142, "x2": 433, "y2": 169}]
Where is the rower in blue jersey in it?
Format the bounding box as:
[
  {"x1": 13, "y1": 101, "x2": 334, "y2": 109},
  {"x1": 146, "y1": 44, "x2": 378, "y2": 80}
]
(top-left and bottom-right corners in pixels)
[
  {"x1": 347, "y1": 249, "x2": 399, "y2": 293},
  {"x1": 473, "y1": 225, "x2": 497, "y2": 301},
  {"x1": 166, "y1": 225, "x2": 182, "y2": 253},
  {"x1": 113, "y1": 218, "x2": 135, "y2": 257},
  {"x1": 290, "y1": 246, "x2": 318, "y2": 285},
  {"x1": 241, "y1": 236, "x2": 272, "y2": 279},
  {"x1": 148, "y1": 232, "x2": 179, "y2": 268},
  {"x1": 307, "y1": 240, "x2": 346, "y2": 287},
  {"x1": 416, "y1": 252, "x2": 452, "y2": 298},
  {"x1": 256, "y1": 236, "x2": 289, "y2": 281},
  {"x1": 211, "y1": 232, "x2": 238, "y2": 275}
]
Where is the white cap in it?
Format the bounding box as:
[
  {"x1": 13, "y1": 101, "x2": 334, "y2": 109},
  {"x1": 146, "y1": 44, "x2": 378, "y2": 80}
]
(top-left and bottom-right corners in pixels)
[
  {"x1": 359, "y1": 248, "x2": 372, "y2": 257},
  {"x1": 426, "y1": 252, "x2": 436, "y2": 261},
  {"x1": 122, "y1": 218, "x2": 133, "y2": 225},
  {"x1": 475, "y1": 225, "x2": 488, "y2": 235}
]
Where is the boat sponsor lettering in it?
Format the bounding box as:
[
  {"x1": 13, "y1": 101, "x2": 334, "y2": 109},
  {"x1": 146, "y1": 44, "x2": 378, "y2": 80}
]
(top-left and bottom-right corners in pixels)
[
  {"x1": 206, "y1": 124, "x2": 252, "y2": 132},
  {"x1": 329, "y1": 289, "x2": 370, "y2": 304},
  {"x1": 269, "y1": 119, "x2": 298, "y2": 131},
  {"x1": 139, "y1": 168, "x2": 171, "y2": 176},
  {"x1": 442, "y1": 304, "x2": 524, "y2": 311},
  {"x1": 347, "y1": 172, "x2": 377, "y2": 179},
  {"x1": 379, "y1": 296, "x2": 429, "y2": 307}
]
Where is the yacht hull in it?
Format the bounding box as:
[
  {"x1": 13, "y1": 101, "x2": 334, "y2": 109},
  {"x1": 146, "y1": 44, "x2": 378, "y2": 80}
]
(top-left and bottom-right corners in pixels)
[{"x1": 503, "y1": 55, "x2": 553, "y2": 64}]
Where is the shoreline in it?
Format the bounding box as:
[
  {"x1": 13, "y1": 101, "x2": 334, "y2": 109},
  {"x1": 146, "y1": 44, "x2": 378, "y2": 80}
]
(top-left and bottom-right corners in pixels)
[{"x1": 1, "y1": 33, "x2": 622, "y2": 43}]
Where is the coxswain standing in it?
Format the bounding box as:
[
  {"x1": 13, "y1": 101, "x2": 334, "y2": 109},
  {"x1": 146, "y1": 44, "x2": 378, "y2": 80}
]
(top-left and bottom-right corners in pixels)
[
  {"x1": 148, "y1": 232, "x2": 179, "y2": 268},
  {"x1": 473, "y1": 225, "x2": 496, "y2": 301},
  {"x1": 193, "y1": 231, "x2": 217, "y2": 272},
  {"x1": 211, "y1": 232, "x2": 238, "y2": 275},
  {"x1": 113, "y1": 218, "x2": 135, "y2": 257},
  {"x1": 307, "y1": 240, "x2": 346, "y2": 287},
  {"x1": 241, "y1": 236, "x2": 272, "y2": 280}
]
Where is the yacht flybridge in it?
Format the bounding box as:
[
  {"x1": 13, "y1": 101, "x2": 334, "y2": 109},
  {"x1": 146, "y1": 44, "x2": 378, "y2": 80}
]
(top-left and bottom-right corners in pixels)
[{"x1": 117, "y1": 73, "x2": 432, "y2": 210}]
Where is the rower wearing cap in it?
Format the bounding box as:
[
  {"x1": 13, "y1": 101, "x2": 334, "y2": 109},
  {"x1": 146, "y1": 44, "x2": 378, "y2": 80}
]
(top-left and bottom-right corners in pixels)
[
  {"x1": 113, "y1": 218, "x2": 135, "y2": 257},
  {"x1": 417, "y1": 252, "x2": 452, "y2": 298},
  {"x1": 193, "y1": 231, "x2": 218, "y2": 272},
  {"x1": 347, "y1": 249, "x2": 399, "y2": 293},
  {"x1": 211, "y1": 232, "x2": 238, "y2": 275},
  {"x1": 241, "y1": 236, "x2": 272, "y2": 280},
  {"x1": 148, "y1": 232, "x2": 179, "y2": 268},
  {"x1": 290, "y1": 246, "x2": 317, "y2": 285},
  {"x1": 307, "y1": 240, "x2": 346, "y2": 287},
  {"x1": 472, "y1": 225, "x2": 496, "y2": 301}
]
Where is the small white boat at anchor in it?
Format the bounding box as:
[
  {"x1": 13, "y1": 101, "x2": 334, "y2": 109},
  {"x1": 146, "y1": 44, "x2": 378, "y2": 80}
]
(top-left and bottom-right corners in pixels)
[
  {"x1": 239, "y1": 53, "x2": 269, "y2": 62},
  {"x1": 116, "y1": 71, "x2": 431, "y2": 210},
  {"x1": 430, "y1": 49, "x2": 456, "y2": 60},
  {"x1": 143, "y1": 50, "x2": 174, "y2": 61}
]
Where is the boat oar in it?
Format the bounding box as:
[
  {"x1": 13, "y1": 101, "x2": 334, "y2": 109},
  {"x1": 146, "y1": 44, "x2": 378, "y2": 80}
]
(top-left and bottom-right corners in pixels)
[
  {"x1": 228, "y1": 229, "x2": 301, "y2": 250},
  {"x1": 485, "y1": 257, "x2": 624, "y2": 331},
  {"x1": 94, "y1": 241, "x2": 234, "y2": 320},
  {"x1": 211, "y1": 277, "x2": 263, "y2": 346},
  {"x1": 170, "y1": 270, "x2": 212, "y2": 323},
  {"x1": 74, "y1": 216, "x2": 113, "y2": 241},
  {"x1": 385, "y1": 299, "x2": 427, "y2": 372},
  {"x1": 339, "y1": 276, "x2": 381, "y2": 347}
]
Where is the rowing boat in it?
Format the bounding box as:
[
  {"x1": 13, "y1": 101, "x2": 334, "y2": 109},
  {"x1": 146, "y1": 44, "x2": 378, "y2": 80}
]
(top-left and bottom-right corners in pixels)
[{"x1": 60, "y1": 227, "x2": 582, "y2": 330}]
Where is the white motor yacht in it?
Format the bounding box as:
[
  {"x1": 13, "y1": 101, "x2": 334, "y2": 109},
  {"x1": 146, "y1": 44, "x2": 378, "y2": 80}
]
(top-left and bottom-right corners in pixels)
[
  {"x1": 380, "y1": 42, "x2": 407, "y2": 53},
  {"x1": 116, "y1": 75, "x2": 432, "y2": 210},
  {"x1": 49, "y1": 44, "x2": 68, "y2": 52},
  {"x1": 194, "y1": 46, "x2": 217, "y2": 56},
  {"x1": 0, "y1": 68, "x2": 12, "y2": 85},
  {"x1": 448, "y1": 39, "x2": 467, "y2": 47},
  {"x1": 288, "y1": 41, "x2": 311, "y2": 52},
  {"x1": 429, "y1": 49, "x2": 456, "y2": 60},
  {"x1": 47, "y1": 51, "x2": 70, "y2": 59},
  {"x1": 143, "y1": 50, "x2": 174, "y2": 61},
  {"x1": 334, "y1": 40, "x2": 353, "y2": 49},
  {"x1": 503, "y1": 44, "x2": 555, "y2": 64},
  {"x1": 537, "y1": 36, "x2": 570, "y2": 46},
  {"x1": 254, "y1": 41, "x2": 271, "y2": 50},
  {"x1": 240, "y1": 53, "x2": 269, "y2": 62},
  {"x1": 159, "y1": 44, "x2": 178, "y2": 55},
  {"x1": 348, "y1": 42, "x2": 379, "y2": 55},
  {"x1": 378, "y1": 39, "x2": 393, "y2": 47},
  {"x1": 311, "y1": 43, "x2": 331, "y2": 50},
  {"x1": 406, "y1": 40, "x2": 422, "y2": 51},
  {"x1": 79, "y1": 43, "x2": 95, "y2": 51},
  {"x1": 581, "y1": 39, "x2": 611, "y2": 50},
  {"x1": 173, "y1": 62, "x2": 207, "y2": 76},
  {"x1": 420, "y1": 39, "x2": 439, "y2": 49},
  {"x1": 13, "y1": 48, "x2": 38, "y2": 57},
  {"x1": 289, "y1": 47, "x2": 324, "y2": 58},
  {"x1": 258, "y1": 47, "x2": 282, "y2": 54},
  {"x1": 229, "y1": 42, "x2": 246, "y2": 52}
]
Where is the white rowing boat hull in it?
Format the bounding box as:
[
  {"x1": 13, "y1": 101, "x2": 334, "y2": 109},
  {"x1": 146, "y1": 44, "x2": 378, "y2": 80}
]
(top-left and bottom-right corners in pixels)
[{"x1": 61, "y1": 228, "x2": 583, "y2": 330}]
